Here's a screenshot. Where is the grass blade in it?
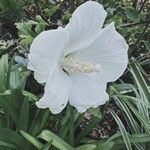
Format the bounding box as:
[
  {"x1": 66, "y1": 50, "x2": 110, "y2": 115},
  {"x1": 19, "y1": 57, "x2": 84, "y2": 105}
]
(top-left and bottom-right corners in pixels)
[
  {"x1": 20, "y1": 130, "x2": 43, "y2": 149},
  {"x1": 110, "y1": 110, "x2": 132, "y2": 150},
  {"x1": 38, "y1": 130, "x2": 74, "y2": 150}
]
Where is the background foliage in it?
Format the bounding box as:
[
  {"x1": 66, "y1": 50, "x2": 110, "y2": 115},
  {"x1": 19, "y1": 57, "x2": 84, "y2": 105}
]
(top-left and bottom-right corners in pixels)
[{"x1": 0, "y1": 0, "x2": 150, "y2": 150}]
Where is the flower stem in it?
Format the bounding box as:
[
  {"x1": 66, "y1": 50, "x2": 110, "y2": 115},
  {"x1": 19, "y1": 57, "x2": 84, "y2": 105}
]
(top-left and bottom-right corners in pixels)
[{"x1": 119, "y1": 19, "x2": 150, "y2": 28}]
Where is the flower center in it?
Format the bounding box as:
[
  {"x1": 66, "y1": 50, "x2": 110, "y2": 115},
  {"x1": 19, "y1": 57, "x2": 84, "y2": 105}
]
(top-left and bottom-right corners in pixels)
[{"x1": 61, "y1": 57, "x2": 101, "y2": 74}]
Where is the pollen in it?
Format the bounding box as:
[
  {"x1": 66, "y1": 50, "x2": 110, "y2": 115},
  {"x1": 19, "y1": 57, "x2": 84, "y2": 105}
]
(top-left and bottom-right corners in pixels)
[{"x1": 61, "y1": 57, "x2": 101, "y2": 74}]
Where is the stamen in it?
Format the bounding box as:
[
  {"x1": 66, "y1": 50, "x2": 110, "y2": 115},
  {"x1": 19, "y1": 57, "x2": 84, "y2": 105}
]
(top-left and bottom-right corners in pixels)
[{"x1": 61, "y1": 57, "x2": 101, "y2": 74}]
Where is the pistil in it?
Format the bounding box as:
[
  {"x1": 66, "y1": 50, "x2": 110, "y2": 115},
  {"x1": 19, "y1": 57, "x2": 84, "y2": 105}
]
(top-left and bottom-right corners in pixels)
[{"x1": 61, "y1": 57, "x2": 101, "y2": 74}]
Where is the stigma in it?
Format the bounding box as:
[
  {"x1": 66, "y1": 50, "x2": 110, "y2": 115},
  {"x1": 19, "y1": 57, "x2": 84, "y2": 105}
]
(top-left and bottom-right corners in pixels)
[{"x1": 61, "y1": 57, "x2": 101, "y2": 74}]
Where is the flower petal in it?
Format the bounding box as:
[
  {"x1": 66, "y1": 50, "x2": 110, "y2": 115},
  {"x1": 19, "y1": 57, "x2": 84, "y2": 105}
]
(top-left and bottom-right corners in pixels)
[
  {"x1": 69, "y1": 73, "x2": 109, "y2": 113},
  {"x1": 28, "y1": 28, "x2": 68, "y2": 83},
  {"x1": 36, "y1": 67, "x2": 71, "y2": 114},
  {"x1": 34, "y1": 71, "x2": 48, "y2": 83},
  {"x1": 72, "y1": 23, "x2": 128, "y2": 82},
  {"x1": 65, "y1": 1, "x2": 107, "y2": 54}
]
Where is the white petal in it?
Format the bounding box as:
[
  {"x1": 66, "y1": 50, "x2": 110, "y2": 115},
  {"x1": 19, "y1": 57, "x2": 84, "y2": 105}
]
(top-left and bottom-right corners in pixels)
[
  {"x1": 28, "y1": 28, "x2": 68, "y2": 83},
  {"x1": 65, "y1": 1, "x2": 107, "y2": 54},
  {"x1": 69, "y1": 73, "x2": 109, "y2": 113},
  {"x1": 72, "y1": 23, "x2": 128, "y2": 82},
  {"x1": 34, "y1": 72, "x2": 48, "y2": 83},
  {"x1": 36, "y1": 67, "x2": 71, "y2": 114}
]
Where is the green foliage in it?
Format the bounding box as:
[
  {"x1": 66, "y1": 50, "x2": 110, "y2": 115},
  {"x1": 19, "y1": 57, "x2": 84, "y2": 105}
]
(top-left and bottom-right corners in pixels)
[
  {"x1": 125, "y1": 7, "x2": 139, "y2": 20},
  {"x1": 108, "y1": 58, "x2": 150, "y2": 149},
  {"x1": 0, "y1": 54, "x2": 9, "y2": 92},
  {"x1": 44, "y1": 4, "x2": 60, "y2": 18},
  {"x1": 0, "y1": 40, "x2": 15, "y2": 58},
  {"x1": 0, "y1": 0, "x2": 29, "y2": 21},
  {"x1": 15, "y1": 16, "x2": 48, "y2": 45},
  {"x1": 110, "y1": 110, "x2": 132, "y2": 150}
]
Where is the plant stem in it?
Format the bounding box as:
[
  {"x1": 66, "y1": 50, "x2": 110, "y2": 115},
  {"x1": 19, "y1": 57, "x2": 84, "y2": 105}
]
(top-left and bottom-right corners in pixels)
[
  {"x1": 120, "y1": 19, "x2": 150, "y2": 28},
  {"x1": 129, "y1": 24, "x2": 149, "y2": 55}
]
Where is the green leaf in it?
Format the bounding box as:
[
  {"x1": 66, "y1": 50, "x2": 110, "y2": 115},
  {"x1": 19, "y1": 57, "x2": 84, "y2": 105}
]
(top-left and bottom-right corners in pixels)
[
  {"x1": 40, "y1": 140, "x2": 53, "y2": 150},
  {"x1": 0, "y1": 128, "x2": 25, "y2": 148},
  {"x1": 17, "y1": 98, "x2": 29, "y2": 131},
  {"x1": 44, "y1": 4, "x2": 60, "y2": 18},
  {"x1": 0, "y1": 40, "x2": 14, "y2": 57},
  {"x1": 0, "y1": 140, "x2": 16, "y2": 149},
  {"x1": 113, "y1": 96, "x2": 140, "y2": 133},
  {"x1": 15, "y1": 22, "x2": 36, "y2": 37},
  {"x1": 107, "y1": 132, "x2": 150, "y2": 147},
  {"x1": 125, "y1": 8, "x2": 138, "y2": 20},
  {"x1": 130, "y1": 58, "x2": 150, "y2": 103},
  {"x1": 38, "y1": 130, "x2": 74, "y2": 150},
  {"x1": 29, "y1": 109, "x2": 50, "y2": 136},
  {"x1": 0, "y1": 89, "x2": 11, "y2": 96},
  {"x1": 0, "y1": 95, "x2": 19, "y2": 123},
  {"x1": 9, "y1": 65, "x2": 29, "y2": 89},
  {"x1": 62, "y1": 11, "x2": 71, "y2": 23},
  {"x1": 123, "y1": 99, "x2": 150, "y2": 130},
  {"x1": 0, "y1": 54, "x2": 9, "y2": 92},
  {"x1": 20, "y1": 35, "x2": 34, "y2": 44},
  {"x1": 97, "y1": 142, "x2": 114, "y2": 150},
  {"x1": 35, "y1": 23, "x2": 45, "y2": 35},
  {"x1": 20, "y1": 130, "x2": 44, "y2": 149},
  {"x1": 143, "y1": 41, "x2": 150, "y2": 52},
  {"x1": 113, "y1": 133, "x2": 150, "y2": 144},
  {"x1": 22, "y1": 90, "x2": 39, "y2": 101},
  {"x1": 75, "y1": 144, "x2": 96, "y2": 150},
  {"x1": 110, "y1": 110, "x2": 132, "y2": 150}
]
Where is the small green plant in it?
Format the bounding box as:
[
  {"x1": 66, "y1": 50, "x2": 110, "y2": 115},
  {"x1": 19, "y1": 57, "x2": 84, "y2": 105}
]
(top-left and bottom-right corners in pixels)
[{"x1": 109, "y1": 58, "x2": 150, "y2": 150}]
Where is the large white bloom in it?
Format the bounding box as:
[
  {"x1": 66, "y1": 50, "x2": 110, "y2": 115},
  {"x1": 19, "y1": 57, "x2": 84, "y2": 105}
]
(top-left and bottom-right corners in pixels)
[{"x1": 28, "y1": 1, "x2": 128, "y2": 114}]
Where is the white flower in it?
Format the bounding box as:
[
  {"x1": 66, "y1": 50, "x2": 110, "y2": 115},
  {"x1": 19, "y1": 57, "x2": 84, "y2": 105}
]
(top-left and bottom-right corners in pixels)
[{"x1": 28, "y1": 1, "x2": 128, "y2": 114}]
